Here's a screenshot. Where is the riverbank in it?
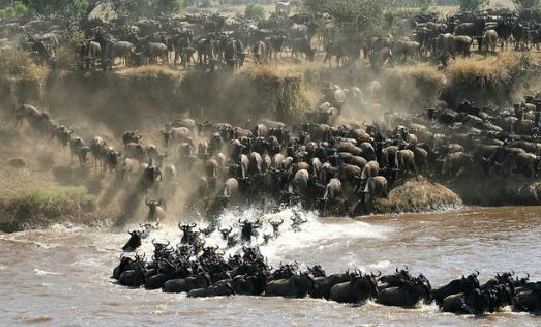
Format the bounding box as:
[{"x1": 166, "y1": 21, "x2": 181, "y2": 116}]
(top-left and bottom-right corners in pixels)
[{"x1": 1, "y1": 51, "x2": 541, "y2": 232}]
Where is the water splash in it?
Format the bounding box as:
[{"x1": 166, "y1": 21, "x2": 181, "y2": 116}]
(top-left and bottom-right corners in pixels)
[{"x1": 127, "y1": 206, "x2": 392, "y2": 267}]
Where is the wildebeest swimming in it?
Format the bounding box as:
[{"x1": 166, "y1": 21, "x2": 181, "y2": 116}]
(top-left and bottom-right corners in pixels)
[
  {"x1": 112, "y1": 227, "x2": 541, "y2": 315},
  {"x1": 13, "y1": 87, "x2": 541, "y2": 220}
]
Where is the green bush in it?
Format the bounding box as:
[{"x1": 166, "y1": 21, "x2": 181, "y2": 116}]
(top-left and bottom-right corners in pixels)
[
  {"x1": 457, "y1": 0, "x2": 489, "y2": 11},
  {"x1": 245, "y1": 4, "x2": 266, "y2": 21},
  {"x1": 512, "y1": 0, "x2": 541, "y2": 9},
  {"x1": 0, "y1": 1, "x2": 34, "y2": 22}
]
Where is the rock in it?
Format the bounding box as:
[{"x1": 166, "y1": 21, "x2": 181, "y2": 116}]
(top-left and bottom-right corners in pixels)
[
  {"x1": 8, "y1": 158, "x2": 26, "y2": 168},
  {"x1": 375, "y1": 179, "x2": 462, "y2": 213}
]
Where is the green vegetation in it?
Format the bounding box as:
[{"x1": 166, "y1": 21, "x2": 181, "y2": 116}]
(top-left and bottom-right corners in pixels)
[
  {"x1": 0, "y1": 187, "x2": 96, "y2": 233},
  {"x1": 512, "y1": 0, "x2": 541, "y2": 8},
  {"x1": 419, "y1": 0, "x2": 434, "y2": 12},
  {"x1": 244, "y1": 3, "x2": 266, "y2": 21},
  {"x1": 0, "y1": 0, "x2": 187, "y2": 21},
  {"x1": 24, "y1": 187, "x2": 94, "y2": 206},
  {"x1": 457, "y1": 0, "x2": 489, "y2": 10},
  {"x1": 23, "y1": 0, "x2": 89, "y2": 20},
  {"x1": 0, "y1": 1, "x2": 34, "y2": 22},
  {"x1": 303, "y1": 0, "x2": 392, "y2": 36},
  {"x1": 111, "y1": 0, "x2": 186, "y2": 20}
]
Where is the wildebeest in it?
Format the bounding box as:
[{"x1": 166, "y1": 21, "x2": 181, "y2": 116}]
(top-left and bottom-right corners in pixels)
[{"x1": 265, "y1": 272, "x2": 315, "y2": 298}]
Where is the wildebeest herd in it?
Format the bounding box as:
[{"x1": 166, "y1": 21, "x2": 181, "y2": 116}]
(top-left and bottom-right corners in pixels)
[
  {"x1": 3, "y1": 6, "x2": 541, "y2": 71},
  {"x1": 12, "y1": 85, "x2": 541, "y2": 219},
  {"x1": 112, "y1": 225, "x2": 541, "y2": 314}
]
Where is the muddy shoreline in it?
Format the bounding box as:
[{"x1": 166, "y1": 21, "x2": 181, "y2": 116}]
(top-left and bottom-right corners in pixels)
[{"x1": 3, "y1": 176, "x2": 541, "y2": 233}]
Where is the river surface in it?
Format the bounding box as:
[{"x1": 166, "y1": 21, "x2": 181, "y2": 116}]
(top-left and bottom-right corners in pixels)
[{"x1": 1, "y1": 206, "x2": 540, "y2": 326}]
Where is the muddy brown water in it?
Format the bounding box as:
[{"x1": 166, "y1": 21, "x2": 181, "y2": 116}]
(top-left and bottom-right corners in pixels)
[{"x1": 0, "y1": 206, "x2": 540, "y2": 326}]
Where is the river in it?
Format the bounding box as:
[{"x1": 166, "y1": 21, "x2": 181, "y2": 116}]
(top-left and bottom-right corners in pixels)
[{"x1": 0, "y1": 207, "x2": 540, "y2": 326}]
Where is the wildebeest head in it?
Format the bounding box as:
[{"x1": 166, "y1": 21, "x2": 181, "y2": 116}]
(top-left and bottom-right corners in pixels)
[
  {"x1": 290, "y1": 212, "x2": 307, "y2": 232},
  {"x1": 239, "y1": 218, "x2": 261, "y2": 242},
  {"x1": 122, "y1": 130, "x2": 142, "y2": 145},
  {"x1": 151, "y1": 239, "x2": 172, "y2": 257},
  {"x1": 219, "y1": 225, "x2": 233, "y2": 240},
  {"x1": 269, "y1": 218, "x2": 284, "y2": 236},
  {"x1": 307, "y1": 265, "x2": 326, "y2": 278},
  {"x1": 178, "y1": 222, "x2": 197, "y2": 234},
  {"x1": 122, "y1": 229, "x2": 143, "y2": 252},
  {"x1": 228, "y1": 254, "x2": 242, "y2": 269},
  {"x1": 113, "y1": 253, "x2": 136, "y2": 280}
]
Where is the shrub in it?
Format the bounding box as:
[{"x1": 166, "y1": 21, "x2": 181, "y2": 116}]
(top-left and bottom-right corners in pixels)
[
  {"x1": 245, "y1": 4, "x2": 266, "y2": 21},
  {"x1": 0, "y1": 1, "x2": 34, "y2": 22}
]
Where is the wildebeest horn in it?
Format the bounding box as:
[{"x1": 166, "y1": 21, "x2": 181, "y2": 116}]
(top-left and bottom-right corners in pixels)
[
  {"x1": 403, "y1": 265, "x2": 409, "y2": 271},
  {"x1": 396, "y1": 267, "x2": 399, "y2": 273},
  {"x1": 375, "y1": 270, "x2": 382, "y2": 277},
  {"x1": 190, "y1": 222, "x2": 197, "y2": 227},
  {"x1": 511, "y1": 270, "x2": 515, "y2": 276},
  {"x1": 214, "y1": 245, "x2": 219, "y2": 250},
  {"x1": 127, "y1": 229, "x2": 131, "y2": 235},
  {"x1": 178, "y1": 222, "x2": 183, "y2": 230},
  {"x1": 475, "y1": 270, "x2": 480, "y2": 276},
  {"x1": 152, "y1": 239, "x2": 157, "y2": 245}
]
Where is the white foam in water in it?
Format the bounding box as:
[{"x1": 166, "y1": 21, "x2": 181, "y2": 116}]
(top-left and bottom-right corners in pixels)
[
  {"x1": 33, "y1": 269, "x2": 62, "y2": 276},
  {"x1": 129, "y1": 206, "x2": 392, "y2": 266}
]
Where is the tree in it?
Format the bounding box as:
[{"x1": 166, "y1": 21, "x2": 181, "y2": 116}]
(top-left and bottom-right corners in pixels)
[
  {"x1": 0, "y1": 1, "x2": 34, "y2": 22},
  {"x1": 22, "y1": 0, "x2": 89, "y2": 20},
  {"x1": 303, "y1": 0, "x2": 392, "y2": 37},
  {"x1": 419, "y1": 0, "x2": 433, "y2": 12},
  {"x1": 244, "y1": 4, "x2": 265, "y2": 21},
  {"x1": 512, "y1": 0, "x2": 541, "y2": 9},
  {"x1": 155, "y1": 0, "x2": 185, "y2": 15},
  {"x1": 457, "y1": 0, "x2": 489, "y2": 11},
  {"x1": 111, "y1": 0, "x2": 185, "y2": 20}
]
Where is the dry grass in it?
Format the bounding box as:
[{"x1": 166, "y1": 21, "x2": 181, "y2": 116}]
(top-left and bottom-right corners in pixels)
[
  {"x1": 115, "y1": 64, "x2": 185, "y2": 78},
  {"x1": 54, "y1": 44, "x2": 77, "y2": 70},
  {"x1": 448, "y1": 52, "x2": 517, "y2": 89},
  {"x1": 444, "y1": 51, "x2": 522, "y2": 104},
  {"x1": 244, "y1": 60, "x2": 321, "y2": 79},
  {"x1": 0, "y1": 47, "x2": 49, "y2": 80}
]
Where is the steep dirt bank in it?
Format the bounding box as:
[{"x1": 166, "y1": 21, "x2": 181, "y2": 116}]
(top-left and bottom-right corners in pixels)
[
  {"x1": 0, "y1": 56, "x2": 540, "y2": 232},
  {"x1": 0, "y1": 66, "x2": 308, "y2": 130}
]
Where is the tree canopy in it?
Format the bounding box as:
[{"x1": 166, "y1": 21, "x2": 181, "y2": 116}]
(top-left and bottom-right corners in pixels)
[
  {"x1": 111, "y1": 0, "x2": 185, "y2": 20},
  {"x1": 512, "y1": 0, "x2": 541, "y2": 9},
  {"x1": 303, "y1": 0, "x2": 392, "y2": 37},
  {"x1": 457, "y1": 0, "x2": 489, "y2": 11},
  {"x1": 244, "y1": 4, "x2": 266, "y2": 21}
]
